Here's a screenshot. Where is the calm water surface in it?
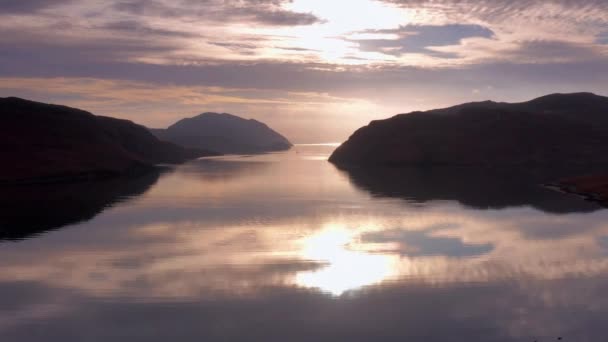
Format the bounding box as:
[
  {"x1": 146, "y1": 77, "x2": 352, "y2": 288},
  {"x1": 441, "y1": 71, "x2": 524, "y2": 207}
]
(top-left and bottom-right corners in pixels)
[{"x1": 1, "y1": 145, "x2": 608, "y2": 341}]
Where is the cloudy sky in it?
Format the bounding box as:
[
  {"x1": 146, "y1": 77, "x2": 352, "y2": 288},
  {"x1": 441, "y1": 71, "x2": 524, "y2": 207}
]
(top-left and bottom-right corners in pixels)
[{"x1": 1, "y1": 0, "x2": 607, "y2": 142}]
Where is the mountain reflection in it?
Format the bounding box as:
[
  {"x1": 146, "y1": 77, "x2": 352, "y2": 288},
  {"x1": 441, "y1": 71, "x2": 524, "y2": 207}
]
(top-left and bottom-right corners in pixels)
[
  {"x1": 0, "y1": 171, "x2": 162, "y2": 240},
  {"x1": 336, "y1": 165, "x2": 603, "y2": 213},
  {"x1": 295, "y1": 226, "x2": 396, "y2": 296},
  {"x1": 178, "y1": 157, "x2": 271, "y2": 182}
]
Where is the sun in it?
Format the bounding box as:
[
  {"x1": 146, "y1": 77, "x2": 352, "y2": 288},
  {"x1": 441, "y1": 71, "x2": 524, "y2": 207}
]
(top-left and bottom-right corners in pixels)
[
  {"x1": 289, "y1": 0, "x2": 406, "y2": 33},
  {"x1": 250, "y1": 0, "x2": 411, "y2": 64}
]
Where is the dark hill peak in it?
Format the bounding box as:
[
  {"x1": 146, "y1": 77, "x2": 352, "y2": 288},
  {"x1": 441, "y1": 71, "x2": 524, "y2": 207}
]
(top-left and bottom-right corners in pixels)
[
  {"x1": 525, "y1": 92, "x2": 601, "y2": 103},
  {"x1": 427, "y1": 100, "x2": 502, "y2": 115},
  {"x1": 151, "y1": 111, "x2": 292, "y2": 154},
  {"x1": 190, "y1": 112, "x2": 244, "y2": 120},
  {"x1": 389, "y1": 93, "x2": 608, "y2": 119},
  {"x1": 519, "y1": 92, "x2": 608, "y2": 111},
  {"x1": 172, "y1": 112, "x2": 270, "y2": 130}
]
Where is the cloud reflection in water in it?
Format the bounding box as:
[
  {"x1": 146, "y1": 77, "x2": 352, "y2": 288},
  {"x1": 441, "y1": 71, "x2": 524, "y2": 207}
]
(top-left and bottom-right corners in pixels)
[{"x1": 2, "y1": 145, "x2": 608, "y2": 341}]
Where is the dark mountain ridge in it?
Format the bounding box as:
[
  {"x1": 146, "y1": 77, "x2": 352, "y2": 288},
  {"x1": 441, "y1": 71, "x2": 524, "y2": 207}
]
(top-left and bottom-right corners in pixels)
[
  {"x1": 330, "y1": 92, "x2": 608, "y2": 166},
  {"x1": 151, "y1": 112, "x2": 292, "y2": 154},
  {"x1": 0, "y1": 97, "x2": 216, "y2": 184}
]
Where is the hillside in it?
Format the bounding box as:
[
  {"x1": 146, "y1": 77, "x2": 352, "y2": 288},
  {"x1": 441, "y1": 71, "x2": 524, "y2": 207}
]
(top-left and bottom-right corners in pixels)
[
  {"x1": 330, "y1": 93, "x2": 608, "y2": 166},
  {"x1": 151, "y1": 112, "x2": 292, "y2": 154},
  {"x1": 0, "y1": 97, "x2": 216, "y2": 183}
]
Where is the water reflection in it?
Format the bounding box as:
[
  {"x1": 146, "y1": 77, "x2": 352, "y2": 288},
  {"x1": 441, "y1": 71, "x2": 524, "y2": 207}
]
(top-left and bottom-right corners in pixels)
[
  {"x1": 360, "y1": 228, "x2": 494, "y2": 258},
  {"x1": 1, "y1": 145, "x2": 608, "y2": 341},
  {"x1": 0, "y1": 171, "x2": 162, "y2": 240},
  {"x1": 295, "y1": 225, "x2": 397, "y2": 296},
  {"x1": 336, "y1": 165, "x2": 603, "y2": 213},
  {"x1": 179, "y1": 157, "x2": 271, "y2": 181}
]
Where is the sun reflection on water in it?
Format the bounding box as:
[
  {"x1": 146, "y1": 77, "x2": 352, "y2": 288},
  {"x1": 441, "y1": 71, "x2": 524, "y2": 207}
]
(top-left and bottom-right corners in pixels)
[{"x1": 294, "y1": 225, "x2": 398, "y2": 296}]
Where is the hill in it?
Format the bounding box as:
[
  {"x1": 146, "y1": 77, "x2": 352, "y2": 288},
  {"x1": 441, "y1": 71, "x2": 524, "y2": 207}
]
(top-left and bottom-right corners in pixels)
[
  {"x1": 330, "y1": 93, "x2": 608, "y2": 166},
  {"x1": 0, "y1": 97, "x2": 216, "y2": 183},
  {"x1": 150, "y1": 112, "x2": 292, "y2": 154}
]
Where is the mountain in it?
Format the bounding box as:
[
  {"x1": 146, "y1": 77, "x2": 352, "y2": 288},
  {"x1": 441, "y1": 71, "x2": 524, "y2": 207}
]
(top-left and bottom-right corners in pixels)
[
  {"x1": 330, "y1": 93, "x2": 608, "y2": 166},
  {"x1": 0, "y1": 97, "x2": 216, "y2": 183},
  {"x1": 150, "y1": 112, "x2": 292, "y2": 154}
]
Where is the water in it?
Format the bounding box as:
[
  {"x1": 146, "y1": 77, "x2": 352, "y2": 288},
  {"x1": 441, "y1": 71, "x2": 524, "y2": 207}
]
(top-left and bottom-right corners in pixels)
[{"x1": 1, "y1": 144, "x2": 608, "y2": 341}]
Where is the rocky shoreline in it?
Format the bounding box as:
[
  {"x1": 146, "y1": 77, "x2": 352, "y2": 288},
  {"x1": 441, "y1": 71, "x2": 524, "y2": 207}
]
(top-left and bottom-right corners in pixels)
[{"x1": 552, "y1": 174, "x2": 608, "y2": 207}]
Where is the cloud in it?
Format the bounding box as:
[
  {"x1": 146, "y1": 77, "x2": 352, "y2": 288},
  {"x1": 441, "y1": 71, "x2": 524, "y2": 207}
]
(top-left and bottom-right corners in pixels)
[
  {"x1": 0, "y1": 26, "x2": 184, "y2": 67},
  {"x1": 375, "y1": 0, "x2": 608, "y2": 64},
  {"x1": 500, "y1": 40, "x2": 608, "y2": 63},
  {"x1": 248, "y1": 7, "x2": 320, "y2": 26},
  {"x1": 1, "y1": 0, "x2": 605, "y2": 67},
  {"x1": 111, "y1": 0, "x2": 178, "y2": 16},
  {"x1": 112, "y1": 0, "x2": 323, "y2": 26},
  {"x1": 350, "y1": 24, "x2": 494, "y2": 58},
  {"x1": 98, "y1": 20, "x2": 201, "y2": 39},
  {"x1": 382, "y1": 0, "x2": 608, "y2": 24},
  {"x1": 361, "y1": 228, "x2": 494, "y2": 258},
  {"x1": 424, "y1": 37, "x2": 608, "y2": 66},
  {"x1": 0, "y1": 0, "x2": 73, "y2": 14},
  {"x1": 598, "y1": 31, "x2": 608, "y2": 44},
  {"x1": 207, "y1": 41, "x2": 259, "y2": 55}
]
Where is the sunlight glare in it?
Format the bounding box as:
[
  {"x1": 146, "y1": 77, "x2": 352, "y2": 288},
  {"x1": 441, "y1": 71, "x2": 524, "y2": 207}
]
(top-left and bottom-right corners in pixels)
[
  {"x1": 289, "y1": 0, "x2": 406, "y2": 32},
  {"x1": 257, "y1": 0, "x2": 410, "y2": 63},
  {"x1": 295, "y1": 225, "x2": 397, "y2": 296}
]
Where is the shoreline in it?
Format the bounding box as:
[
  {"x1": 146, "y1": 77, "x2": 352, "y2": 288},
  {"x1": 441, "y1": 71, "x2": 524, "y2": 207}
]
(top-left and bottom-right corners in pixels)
[{"x1": 548, "y1": 175, "x2": 608, "y2": 208}]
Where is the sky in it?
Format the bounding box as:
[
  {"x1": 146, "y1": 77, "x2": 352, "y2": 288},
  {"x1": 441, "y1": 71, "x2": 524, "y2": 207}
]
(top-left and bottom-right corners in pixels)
[{"x1": 1, "y1": 0, "x2": 607, "y2": 142}]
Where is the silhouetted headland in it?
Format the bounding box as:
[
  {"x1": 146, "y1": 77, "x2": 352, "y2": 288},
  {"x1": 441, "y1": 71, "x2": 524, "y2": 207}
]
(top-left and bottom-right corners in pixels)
[
  {"x1": 0, "y1": 97, "x2": 217, "y2": 184},
  {"x1": 330, "y1": 93, "x2": 608, "y2": 166},
  {"x1": 150, "y1": 112, "x2": 292, "y2": 154}
]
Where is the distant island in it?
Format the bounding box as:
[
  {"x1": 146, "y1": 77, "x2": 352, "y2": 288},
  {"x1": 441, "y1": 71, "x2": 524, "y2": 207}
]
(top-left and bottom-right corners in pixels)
[
  {"x1": 330, "y1": 92, "x2": 608, "y2": 206},
  {"x1": 150, "y1": 112, "x2": 292, "y2": 154},
  {"x1": 0, "y1": 97, "x2": 217, "y2": 184}
]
